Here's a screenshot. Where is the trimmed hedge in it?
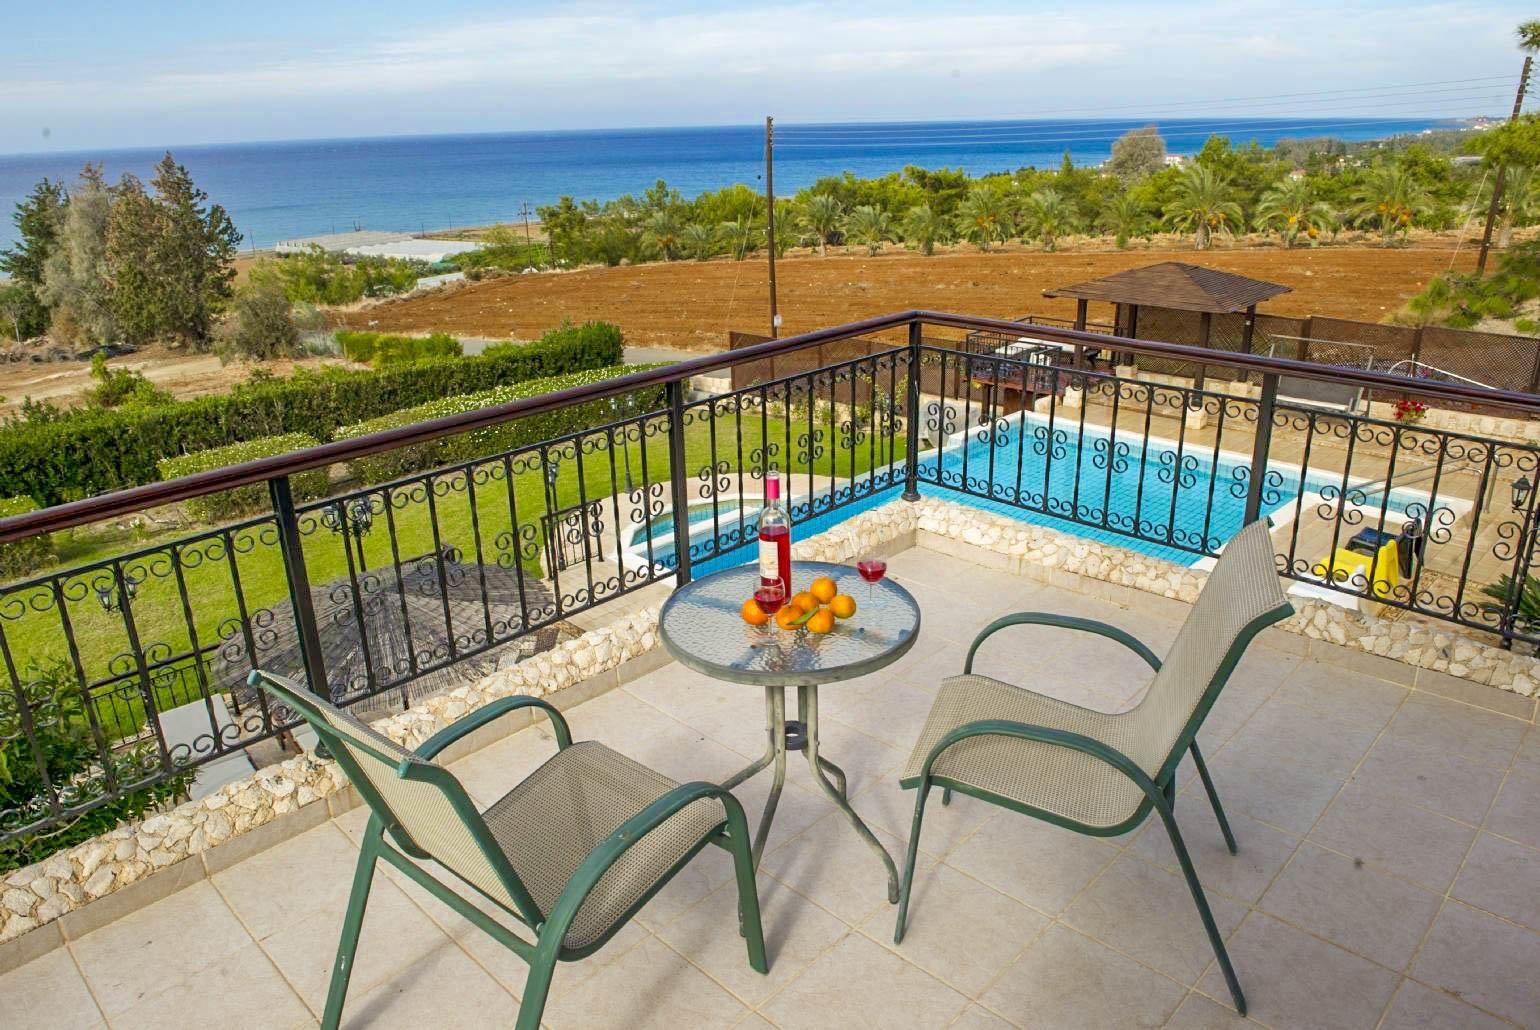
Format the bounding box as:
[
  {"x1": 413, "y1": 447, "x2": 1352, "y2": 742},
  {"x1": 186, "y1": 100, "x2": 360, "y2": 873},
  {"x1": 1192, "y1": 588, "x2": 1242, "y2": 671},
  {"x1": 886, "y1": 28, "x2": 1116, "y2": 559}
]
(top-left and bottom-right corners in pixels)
[
  {"x1": 0, "y1": 322, "x2": 625, "y2": 505},
  {"x1": 335, "y1": 364, "x2": 666, "y2": 484},
  {"x1": 157, "y1": 434, "x2": 328, "y2": 523},
  {"x1": 0, "y1": 496, "x2": 52, "y2": 579},
  {"x1": 482, "y1": 319, "x2": 621, "y2": 361},
  {"x1": 336, "y1": 330, "x2": 462, "y2": 366}
]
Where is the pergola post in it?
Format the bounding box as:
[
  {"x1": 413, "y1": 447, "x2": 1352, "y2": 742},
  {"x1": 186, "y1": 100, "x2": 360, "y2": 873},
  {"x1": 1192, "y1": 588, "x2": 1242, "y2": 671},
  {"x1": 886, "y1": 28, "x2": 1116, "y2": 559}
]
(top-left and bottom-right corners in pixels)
[
  {"x1": 1073, "y1": 299, "x2": 1088, "y2": 370},
  {"x1": 1188, "y1": 312, "x2": 1211, "y2": 430},
  {"x1": 1241, "y1": 305, "x2": 1256, "y2": 354},
  {"x1": 1119, "y1": 304, "x2": 1140, "y2": 376}
]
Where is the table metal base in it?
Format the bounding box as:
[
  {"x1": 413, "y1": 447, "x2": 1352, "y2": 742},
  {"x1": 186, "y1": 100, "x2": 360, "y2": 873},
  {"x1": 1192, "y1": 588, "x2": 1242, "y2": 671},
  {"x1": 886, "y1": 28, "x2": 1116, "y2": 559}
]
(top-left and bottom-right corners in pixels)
[{"x1": 721, "y1": 684, "x2": 900, "y2": 904}]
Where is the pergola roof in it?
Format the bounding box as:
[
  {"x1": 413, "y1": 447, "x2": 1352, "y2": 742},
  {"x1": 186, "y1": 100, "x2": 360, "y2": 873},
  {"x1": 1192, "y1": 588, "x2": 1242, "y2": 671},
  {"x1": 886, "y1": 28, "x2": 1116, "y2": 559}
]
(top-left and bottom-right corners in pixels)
[{"x1": 1043, "y1": 262, "x2": 1292, "y2": 314}]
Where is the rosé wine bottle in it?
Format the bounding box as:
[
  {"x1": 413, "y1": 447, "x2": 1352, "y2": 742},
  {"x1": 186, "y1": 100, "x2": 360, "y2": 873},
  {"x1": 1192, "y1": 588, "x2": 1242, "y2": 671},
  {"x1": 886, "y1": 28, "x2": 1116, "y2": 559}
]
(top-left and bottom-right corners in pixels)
[{"x1": 757, "y1": 474, "x2": 791, "y2": 597}]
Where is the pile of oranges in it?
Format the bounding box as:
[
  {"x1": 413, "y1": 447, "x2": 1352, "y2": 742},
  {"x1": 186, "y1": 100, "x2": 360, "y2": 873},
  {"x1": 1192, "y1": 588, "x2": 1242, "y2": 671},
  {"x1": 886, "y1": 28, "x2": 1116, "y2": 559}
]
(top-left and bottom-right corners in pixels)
[{"x1": 740, "y1": 575, "x2": 856, "y2": 634}]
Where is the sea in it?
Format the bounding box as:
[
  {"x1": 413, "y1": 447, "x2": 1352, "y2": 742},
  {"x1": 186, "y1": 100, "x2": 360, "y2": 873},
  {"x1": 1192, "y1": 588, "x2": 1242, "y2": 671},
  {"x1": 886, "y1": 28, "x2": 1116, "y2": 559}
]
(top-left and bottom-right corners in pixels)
[{"x1": 0, "y1": 117, "x2": 1460, "y2": 252}]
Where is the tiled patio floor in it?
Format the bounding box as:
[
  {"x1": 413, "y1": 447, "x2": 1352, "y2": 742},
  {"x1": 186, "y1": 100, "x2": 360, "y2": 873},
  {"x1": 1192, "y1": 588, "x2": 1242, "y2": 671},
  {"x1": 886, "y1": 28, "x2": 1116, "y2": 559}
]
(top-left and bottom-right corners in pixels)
[{"x1": 5, "y1": 546, "x2": 1540, "y2": 1028}]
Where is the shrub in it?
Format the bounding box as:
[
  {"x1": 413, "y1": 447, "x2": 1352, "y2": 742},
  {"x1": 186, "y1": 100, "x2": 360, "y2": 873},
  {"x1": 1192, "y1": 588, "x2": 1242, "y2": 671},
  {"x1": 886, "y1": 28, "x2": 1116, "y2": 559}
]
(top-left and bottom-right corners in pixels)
[
  {"x1": 0, "y1": 495, "x2": 52, "y2": 579},
  {"x1": 157, "y1": 433, "x2": 328, "y2": 522},
  {"x1": 482, "y1": 319, "x2": 622, "y2": 361},
  {"x1": 335, "y1": 364, "x2": 665, "y2": 484},
  {"x1": 250, "y1": 245, "x2": 422, "y2": 305},
  {"x1": 336, "y1": 330, "x2": 462, "y2": 366},
  {"x1": 215, "y1": 282, "x2": 304, "y2": 361},
  {"x1": 82, "y1": 352, "x2": 173, "y2": 410},
  {"x1": 0, "y1": 321, "x2": 625, "y2": 504}
]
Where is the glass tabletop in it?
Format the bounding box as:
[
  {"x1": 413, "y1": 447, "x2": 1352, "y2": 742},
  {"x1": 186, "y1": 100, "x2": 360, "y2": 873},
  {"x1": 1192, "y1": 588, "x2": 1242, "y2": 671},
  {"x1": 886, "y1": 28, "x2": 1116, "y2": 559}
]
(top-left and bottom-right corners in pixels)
[{"x1": 658, "y1": 561, "x2": 921, "y2": 686}]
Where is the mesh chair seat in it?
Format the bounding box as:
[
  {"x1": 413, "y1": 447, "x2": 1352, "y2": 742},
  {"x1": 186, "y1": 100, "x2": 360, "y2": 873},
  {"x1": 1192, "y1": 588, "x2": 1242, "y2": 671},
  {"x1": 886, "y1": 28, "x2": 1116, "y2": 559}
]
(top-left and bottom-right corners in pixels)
[
  {"x1": 482, "y1": 741, "x2": 726, "y2": 949},
  {"x1": 900, "y1": 674, "x2": 1151, "y2": 829}
]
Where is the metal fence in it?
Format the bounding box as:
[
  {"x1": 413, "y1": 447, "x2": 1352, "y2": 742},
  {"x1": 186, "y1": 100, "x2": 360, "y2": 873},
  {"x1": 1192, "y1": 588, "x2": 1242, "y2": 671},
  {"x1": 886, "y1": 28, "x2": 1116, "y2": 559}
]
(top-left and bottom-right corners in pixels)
[{"x1": 5, "y1": 311, "x2": 1540, "y2": 852}]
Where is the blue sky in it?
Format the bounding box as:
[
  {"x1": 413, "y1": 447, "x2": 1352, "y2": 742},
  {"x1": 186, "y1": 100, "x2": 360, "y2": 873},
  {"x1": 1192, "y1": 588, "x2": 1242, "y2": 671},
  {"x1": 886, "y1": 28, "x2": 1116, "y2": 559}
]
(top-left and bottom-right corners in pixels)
[{"x1": 1, "y1": 1, "x2": 1533, "y2": 155}]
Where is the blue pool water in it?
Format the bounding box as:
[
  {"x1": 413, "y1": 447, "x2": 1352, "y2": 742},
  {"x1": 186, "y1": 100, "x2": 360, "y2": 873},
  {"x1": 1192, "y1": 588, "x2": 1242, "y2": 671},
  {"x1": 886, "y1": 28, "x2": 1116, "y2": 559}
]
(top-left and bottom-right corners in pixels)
[{"x1": 629, "y1": 417, "x2": 1418, "y2": 573}]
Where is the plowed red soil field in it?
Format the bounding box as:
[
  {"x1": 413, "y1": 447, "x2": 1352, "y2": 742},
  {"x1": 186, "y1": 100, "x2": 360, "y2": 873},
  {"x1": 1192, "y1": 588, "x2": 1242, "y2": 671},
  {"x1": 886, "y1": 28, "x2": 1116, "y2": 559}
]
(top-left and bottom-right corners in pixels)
[{"x1": 355, "y1": 244, "x2": 1478, "y2": 352}]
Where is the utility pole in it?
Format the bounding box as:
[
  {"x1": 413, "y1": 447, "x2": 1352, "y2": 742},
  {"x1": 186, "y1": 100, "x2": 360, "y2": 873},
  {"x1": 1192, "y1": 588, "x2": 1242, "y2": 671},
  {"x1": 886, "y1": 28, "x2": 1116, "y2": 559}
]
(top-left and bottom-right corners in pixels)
[
  {"x1": 518, "y1": 202, "x2": 533, "y2": 246},
  {"x1": 1476, "y1": 55, "x2": 1533, "y2": 275},
  {"x1": 765, "y1": 115, "x2": 780, "y2": 338}
]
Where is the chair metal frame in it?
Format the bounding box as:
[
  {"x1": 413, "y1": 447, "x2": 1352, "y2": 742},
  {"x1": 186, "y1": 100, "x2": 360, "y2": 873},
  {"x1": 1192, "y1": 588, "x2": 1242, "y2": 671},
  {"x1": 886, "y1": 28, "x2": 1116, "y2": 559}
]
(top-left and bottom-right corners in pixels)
[
  {"x1": 892, "y1": 601, "x2": 1292, "y2": 1016},
  {"x1": 249, "y1": 671, "x2": 767, "y2": 1030}
]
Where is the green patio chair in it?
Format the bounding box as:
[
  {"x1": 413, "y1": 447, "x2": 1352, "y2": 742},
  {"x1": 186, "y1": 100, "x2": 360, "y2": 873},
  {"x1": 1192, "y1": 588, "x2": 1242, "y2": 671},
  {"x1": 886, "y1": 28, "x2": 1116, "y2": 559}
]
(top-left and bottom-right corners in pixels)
[
  {"x1": 892, "y1": 518, "x2": 1291, "y2": 1015},
  {"x1": 249, "y1": 671, "x2": 767, "y2": 1030}
]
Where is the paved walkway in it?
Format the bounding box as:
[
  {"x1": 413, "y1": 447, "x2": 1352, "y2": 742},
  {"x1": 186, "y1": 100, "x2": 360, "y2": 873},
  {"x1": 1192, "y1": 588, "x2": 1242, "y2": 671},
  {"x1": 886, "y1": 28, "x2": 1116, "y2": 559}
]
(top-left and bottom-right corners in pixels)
[{"x1": 4, "y1": 547, "x2": 1539, "y2": 1028}]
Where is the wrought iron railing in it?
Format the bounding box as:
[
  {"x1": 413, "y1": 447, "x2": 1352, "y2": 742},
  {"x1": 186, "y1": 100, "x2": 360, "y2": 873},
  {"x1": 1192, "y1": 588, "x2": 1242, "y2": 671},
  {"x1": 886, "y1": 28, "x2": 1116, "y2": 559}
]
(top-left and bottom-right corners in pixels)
[{"x1": 3, "y1": 310, "x2": 1540, "y2": 852}]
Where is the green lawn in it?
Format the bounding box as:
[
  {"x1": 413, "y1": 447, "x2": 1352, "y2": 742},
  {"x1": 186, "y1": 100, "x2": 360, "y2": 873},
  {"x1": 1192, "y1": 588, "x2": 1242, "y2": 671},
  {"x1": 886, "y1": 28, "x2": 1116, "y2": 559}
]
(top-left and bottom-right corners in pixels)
[{"x1": 6, "y1": 407, "x2": 904, "y2": 736}]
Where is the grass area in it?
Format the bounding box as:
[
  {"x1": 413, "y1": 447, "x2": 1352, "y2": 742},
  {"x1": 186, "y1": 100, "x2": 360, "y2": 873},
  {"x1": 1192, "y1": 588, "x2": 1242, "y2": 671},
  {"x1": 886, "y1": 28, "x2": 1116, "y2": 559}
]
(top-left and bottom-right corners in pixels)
[{"x1": 5, "y1": 408, "x2": 904, "y2": 734}]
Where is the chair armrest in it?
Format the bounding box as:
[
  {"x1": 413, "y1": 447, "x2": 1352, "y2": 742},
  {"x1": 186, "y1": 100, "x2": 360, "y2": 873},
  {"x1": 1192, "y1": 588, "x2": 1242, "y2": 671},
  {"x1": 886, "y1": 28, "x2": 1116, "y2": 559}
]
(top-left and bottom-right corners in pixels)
[
  {"x1": 414, "y1": 695, "x2": 572, "y2": 761},
  {"x1": 964, "y1": 612, "x2": 1161, "y2": 674},
  {"x1": 919, "y1": 717, "x2": 1154, "y2": 795}
]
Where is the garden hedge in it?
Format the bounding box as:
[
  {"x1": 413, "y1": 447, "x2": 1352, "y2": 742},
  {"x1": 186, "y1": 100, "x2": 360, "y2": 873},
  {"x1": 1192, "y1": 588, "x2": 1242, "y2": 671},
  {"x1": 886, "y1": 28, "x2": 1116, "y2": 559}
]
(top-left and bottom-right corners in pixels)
[
  {"x1": 335, "y1": 363, "x2": 666, "y2": 484},
  {"x1": 157, "y1": 434, "x2": 329, "y2": 523},
  {"x1": 0, "y1": 321, "x2": 625, "y2": 505},
  {"x1": 335, "y1": 330, "x2": 462, "y2": 366},
  {"x1": 0, "y1": 495, "x2": 52, "y2": 579}
]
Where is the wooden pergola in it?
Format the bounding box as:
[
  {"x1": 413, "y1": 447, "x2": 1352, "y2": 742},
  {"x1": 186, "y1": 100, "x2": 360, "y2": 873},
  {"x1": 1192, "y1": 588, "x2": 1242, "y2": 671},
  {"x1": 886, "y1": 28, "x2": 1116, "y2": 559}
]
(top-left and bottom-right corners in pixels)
[{"x1": 1044, "y1": 261, "x2": 1292, "y2": 393}]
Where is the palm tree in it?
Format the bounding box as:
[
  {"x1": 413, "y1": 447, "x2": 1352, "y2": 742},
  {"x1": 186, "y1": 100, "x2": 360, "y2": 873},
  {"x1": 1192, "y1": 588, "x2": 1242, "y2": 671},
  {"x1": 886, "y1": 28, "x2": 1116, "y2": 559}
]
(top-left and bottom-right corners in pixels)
[
  {"x1": 1019, "y1": 189, "x2": 1077, "y2": 252},
  {"x1": 798, "y1": 194, "x2": 844, "y2": 256},
  {"x1": 640, "y1": 209, "x2": 685, "y2": 261},
  {"x1": 718, "y1": 217, "x2": 760, "y2": 260},
  {"x1": 1519, "y1": 19, "x2": 1540, "y2": 51},
  {"x1": 844, "y1": 205, "x2": 892, "y2": 255},
  {"x1": 1100, "y1": 194, "x2": 1149, "y2": 249},
  {"x1": 681, "y1": 223, "x2": 718, "y2": 261},
  {"x1": 1499, "y1": 166, "x2": 1537, "y2": 248},
  {"x1": 954, "y1": 186, "x2": 1010, "y2": 251},
  {"x1": 1162, "y1": 165, "x2": 1244, "y2": 250},
  {"x1": 899, "y1": 204, "x2": 948, "y2": 255},
  {"x1": 1255, "y1": 179, "x2": 1335, "y2": 248},
  {"x1": 1351, "y1": 165, "x2": 1431, "y2": 244}
]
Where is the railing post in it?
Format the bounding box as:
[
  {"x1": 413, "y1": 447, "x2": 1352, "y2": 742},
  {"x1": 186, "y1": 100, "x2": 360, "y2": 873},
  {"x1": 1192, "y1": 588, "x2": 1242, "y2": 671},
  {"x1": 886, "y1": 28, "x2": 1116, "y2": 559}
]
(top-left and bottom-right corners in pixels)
[
  {"x1": 665, "y1": 378, "x2": 694, "y2": 585},
  {"x1": 1244, "y1": 373, "x2": 1280, "y2": 524},
  {"x1": 269, "y1": 475, "x2": 329, "y2": 700},
  {"x1": 903, "y1": 320, "x2": 923, "y2": 501}
]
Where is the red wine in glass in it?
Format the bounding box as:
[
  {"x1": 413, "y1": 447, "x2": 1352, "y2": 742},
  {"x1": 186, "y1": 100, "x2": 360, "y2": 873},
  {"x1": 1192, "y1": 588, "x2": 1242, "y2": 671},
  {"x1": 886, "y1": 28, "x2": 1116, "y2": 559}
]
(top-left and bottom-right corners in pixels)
[
  {"x1": 753, "y1": 582, "x2": 786, "y2": 619},
  {"x1": 857, "y1": 559, "x2": 887, "y2": 601}
]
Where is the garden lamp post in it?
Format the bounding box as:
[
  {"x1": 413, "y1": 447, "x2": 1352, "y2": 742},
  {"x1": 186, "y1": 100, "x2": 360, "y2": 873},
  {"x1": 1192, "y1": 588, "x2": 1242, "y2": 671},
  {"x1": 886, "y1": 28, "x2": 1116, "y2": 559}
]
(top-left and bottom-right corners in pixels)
[
  {"x1": 96, "y1": 573, "x2": 138, "y2": 613},
  {"x1": 322, "y1": 498, "x2": 374, "y2": 571}
]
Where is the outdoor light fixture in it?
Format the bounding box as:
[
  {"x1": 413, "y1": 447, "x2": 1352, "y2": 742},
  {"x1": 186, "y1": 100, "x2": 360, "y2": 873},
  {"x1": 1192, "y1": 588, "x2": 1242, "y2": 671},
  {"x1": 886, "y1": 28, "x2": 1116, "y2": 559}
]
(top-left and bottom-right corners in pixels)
[
  {"x1": 95, "y1": 575, "x2": 138, "y2": 613},
  {"x1": 1513, "y1": 475, "x2": 1533, "y2": 512},
  {"x1": 322, "y1": 498, "x2": 374, "y2": 538}
]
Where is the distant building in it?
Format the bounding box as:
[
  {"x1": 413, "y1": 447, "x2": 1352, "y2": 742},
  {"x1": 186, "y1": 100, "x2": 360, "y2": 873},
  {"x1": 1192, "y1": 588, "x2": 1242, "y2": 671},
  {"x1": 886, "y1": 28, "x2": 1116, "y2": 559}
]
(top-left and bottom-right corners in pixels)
[
  {"x1": 1163, "y1": 154, "x2": 1185, "y2": 167},
  {"x1": 1288, "y1": 168, "x2": 1307, "y2": 180},
  {"x1": 1452, "y1": 155, "x2": 1482, "y2": 167},
  {"x1": 273, "y1": 229, "x2": 481, "y2": 263}
]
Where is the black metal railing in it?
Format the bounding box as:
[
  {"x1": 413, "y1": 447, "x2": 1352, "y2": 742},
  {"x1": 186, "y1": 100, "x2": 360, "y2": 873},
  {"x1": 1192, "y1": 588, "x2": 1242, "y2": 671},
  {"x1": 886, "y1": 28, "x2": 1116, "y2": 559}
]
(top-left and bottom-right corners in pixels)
[{"x1": 3, "y1": 310, "x2": 1540, "y2": 853}]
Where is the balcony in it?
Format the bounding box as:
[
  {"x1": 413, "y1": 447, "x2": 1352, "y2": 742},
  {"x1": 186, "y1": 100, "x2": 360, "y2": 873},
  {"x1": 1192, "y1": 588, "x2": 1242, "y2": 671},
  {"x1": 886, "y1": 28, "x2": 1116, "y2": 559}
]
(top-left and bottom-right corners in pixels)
[{"x1": 0, "y1": 312, "x2": 1538, "y2": 1027}]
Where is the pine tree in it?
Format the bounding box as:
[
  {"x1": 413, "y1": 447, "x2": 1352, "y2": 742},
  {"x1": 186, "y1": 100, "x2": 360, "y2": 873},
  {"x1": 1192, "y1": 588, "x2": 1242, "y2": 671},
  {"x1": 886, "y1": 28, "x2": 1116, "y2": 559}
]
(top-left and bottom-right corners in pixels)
[
  {"x1": 39, "y1": 165, "x2": 117, "y2": 344},
  {"x1": 0, "y1": 179, "x2": 65, "y2": 339}
]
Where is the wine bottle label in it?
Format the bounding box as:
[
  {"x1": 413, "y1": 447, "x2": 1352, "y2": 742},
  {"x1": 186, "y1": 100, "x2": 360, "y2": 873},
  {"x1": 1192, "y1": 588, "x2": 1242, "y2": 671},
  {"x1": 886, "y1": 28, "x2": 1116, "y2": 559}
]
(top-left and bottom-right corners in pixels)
[{"x1": 758, "y1": 539, "x2": 777, "y2": 580}]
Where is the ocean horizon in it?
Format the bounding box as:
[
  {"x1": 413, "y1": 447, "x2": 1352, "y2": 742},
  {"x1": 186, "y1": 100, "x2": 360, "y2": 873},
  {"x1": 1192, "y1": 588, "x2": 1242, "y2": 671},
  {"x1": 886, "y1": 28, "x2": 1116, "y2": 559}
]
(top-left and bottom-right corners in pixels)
[{"x1": 0, "y1": 116, "x2": 1462, "y2": 252}]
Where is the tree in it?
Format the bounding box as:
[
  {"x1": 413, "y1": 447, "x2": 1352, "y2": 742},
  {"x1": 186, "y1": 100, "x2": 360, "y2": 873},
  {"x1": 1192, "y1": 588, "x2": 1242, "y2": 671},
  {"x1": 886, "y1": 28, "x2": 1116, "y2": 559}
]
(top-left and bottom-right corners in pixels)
[
  {"x1": 1019, "y1": 189, "x2": 1077, "y2": 251},
  {"x1": 39, "y1": 165, "x2": 117, "y2": 344},
  {"x1": 681, "y1": 223, "x2": 718, "y2": 261},
  {"x1": 0, "y1": 284, "x2": 29, "y2": 342},
  {"x1": 536, "y1": 196, "x2": 590, "y2": 264},
  {"x1": 0, "y1": 179, "x2": 65, "y2": 339},
  {"x1": 718, "y1": 217, "x2": 759, "y2": 260},
  {"x1": 797, "y1": 194, "x2": 844, "y2": 255},
  {"x1": 215, "y1": 282, "x2": 304, "y2": 360},
  {"x1": 1162, "y1": 165, "x2": 1244, "y2": 249},
  {"x1": 1351, "y1": 164, "x2": 1432, "y2": 243},
  {"x1": 1499, "y1": 165, "x2": 1537, "y2": 248},
  {"x1": 1255, "y1": 179, "x2": 1335, "y2": 247},
  {"x1": 1107, "y1": 125, "x2": 1167, "y2": 179},
  {"x1": 1100, "y1": 193, "x2": 1149, "y2": 248},
  {"x1": 844, "y1": 205, "x2": 892, "y2": 255},
  {"x1": 640, "y1": 209, "x2": 685, "y2": 261},
  {"x1": 954, "y1": 186, "x2": 1010, "y2": 251},
  {"x1": 899, "y1": 204, "x2": 948, "y2": 255}
]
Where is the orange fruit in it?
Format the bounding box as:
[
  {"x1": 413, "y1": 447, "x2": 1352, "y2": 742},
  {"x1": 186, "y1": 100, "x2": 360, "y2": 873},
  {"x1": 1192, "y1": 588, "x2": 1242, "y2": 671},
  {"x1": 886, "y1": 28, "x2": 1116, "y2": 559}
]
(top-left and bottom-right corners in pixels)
[
  {"x1": 741, "y1": 598, "x2": 770, "y2": 626},
  {"x1": 790, "y1": 591, "x2": 819, "y2": 614},
  {"x1": 809, "y1": 576, "x2": 838, "y2": 604},
  {"x1": 805, "y1": 607, "x2": 836, "y2": 634},
  {"x1": 775, "y1": 605, "x2": 803, "y2": 631},
  {"x1": 829, "y1": 594, "x2": 857, "y2": 619}
]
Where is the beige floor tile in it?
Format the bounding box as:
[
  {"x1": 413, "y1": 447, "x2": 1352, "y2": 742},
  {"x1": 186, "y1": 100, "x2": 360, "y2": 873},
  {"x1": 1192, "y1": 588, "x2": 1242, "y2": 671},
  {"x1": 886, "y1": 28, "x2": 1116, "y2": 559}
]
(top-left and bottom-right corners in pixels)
[
  {"x1": 822, "y1": 678, "x2": 938, "y2": 751},
  {"x1": 211, "y1": 823, "x2": 361, "y2": 938},
  {"x1": 1162, "y1": 991, "x2": 1250, "y2": 1028},
  {"x1": 1379, "y1": 693, "x2": 1527, "y2": 769},
  {"x1": 866, "y1": 862, "x2": 1048, "y2": 997},
  {"x1": 760, "y1": 932, "x2": 969, "y2": 1030},
  {"x1": 1450, "y1": 832, "x2": 1540, "y2": 932},
  {"x1": 1485, "y1": 769, "x2": 1540, "y2": 849},
  {"x1": 1195, "y1": 912, "x2": 1398, "y2": 1028},
  {"x1": 980, "y1": 923, "x2": 1185, "y2": 1029},
  {"x1": 1514, "y1": 727, "x2": 1540, "y2": 778},
  {"x1": 655, "y1": 874, "x2": 848, "y2": 1008},
  {"x1": 625, "y1": 664, "x2": 771, "y2": 759},
  {"x1": 946, "y1": 1004, "x2": 1014, "y2": 1029},
  {"x1": 1270, "y1": 660, "x2": 1408, "y2": 732},
  {"x1": 339, "y1": 935, "x2": 519, "y2": 1028},
  {"x1": 449, "y1": 722, "x2": 567, "y2": 806},
  {"x1": 1197, "y1": 740, "x2": 1345, "y2": 836},
  {"x1": 1129, "y1": 802, "x2": 1298, "y2": 906},
  {"x1": 111, "y1": 940, "x2": 313, "y2": 1030},
  {"x1": 1350, "y1": 736, "x2": 1506, "y2": 824},
  {"x1": 1222, "y1": 694, "x2": 1386, "y2": 778},
  {"x1": 849, "y1": 778, "x2": 997, "y2": 861},
  {"x1": 72, "y1": 881, "x2": 252, "y2": 1019},
  {"x1": 0, "y1": 949, "x2": 104, "y2": 1030},
  {"x1": 1062, "y1": 853, "x2": 1248, "y2": 985},
  {"x1": 1307, "y1": 783, "x2": 1478, "y2": 892},
  {"x1": 542, "y1": 935, "x2": 750, "y2": 1030},
  {"x1": 759, "y1": 809, "x2": 917, "y2": 925},
  {"x1": 1258, "y1": 843, "x2": 1442, "y2": 971},
  {"x1": 1380, "y1": 978, "x2": 1512, "y2": 1030},
  {"x1": 1411, "y1": 901, "x2": 1540, "y2": 1027},
  {"x1": 945, "y1": 812, "x2": 1120, "y2": 916}
]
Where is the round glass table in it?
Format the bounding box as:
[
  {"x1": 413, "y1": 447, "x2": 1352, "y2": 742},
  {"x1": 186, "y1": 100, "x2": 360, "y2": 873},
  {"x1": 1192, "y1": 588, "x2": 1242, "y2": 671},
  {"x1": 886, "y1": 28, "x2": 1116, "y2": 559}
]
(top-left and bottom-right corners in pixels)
[{"x1": 659, "y1": 561, "x2": 920, "y2": 902}]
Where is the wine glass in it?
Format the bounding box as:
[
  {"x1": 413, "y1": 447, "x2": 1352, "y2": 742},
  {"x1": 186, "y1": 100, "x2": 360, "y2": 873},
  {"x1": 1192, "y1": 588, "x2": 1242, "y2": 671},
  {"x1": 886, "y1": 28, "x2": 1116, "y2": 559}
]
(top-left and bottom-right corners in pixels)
[
  {"x1": 856, "y1": 559, "x2": 887, "y2": 603},
  {"x1": 753, "y1": 579, "x2": 786, "y2": 631}
]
